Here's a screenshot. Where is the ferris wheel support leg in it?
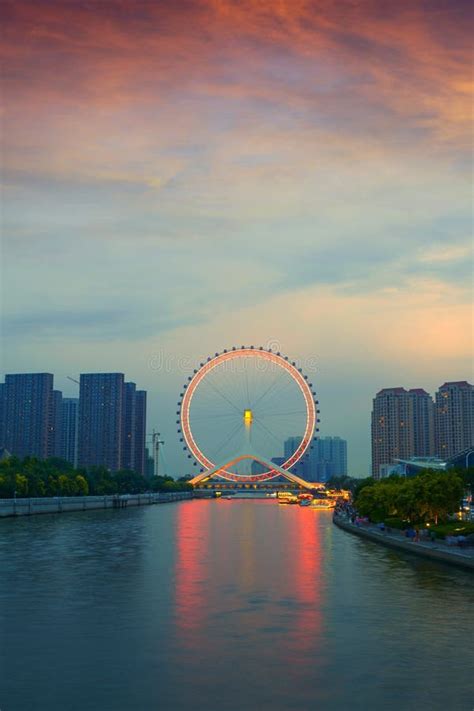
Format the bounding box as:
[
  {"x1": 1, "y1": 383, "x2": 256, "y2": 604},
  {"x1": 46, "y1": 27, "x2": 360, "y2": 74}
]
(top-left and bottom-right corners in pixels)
[{"x1": 188, "y1": 451, "x2": 317, "y2": 490}]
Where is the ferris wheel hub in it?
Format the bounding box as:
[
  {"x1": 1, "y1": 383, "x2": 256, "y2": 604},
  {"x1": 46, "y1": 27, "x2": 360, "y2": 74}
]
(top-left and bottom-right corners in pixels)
[{"x1": 243, "y1": 409, "x2": 253, "y2": 426}]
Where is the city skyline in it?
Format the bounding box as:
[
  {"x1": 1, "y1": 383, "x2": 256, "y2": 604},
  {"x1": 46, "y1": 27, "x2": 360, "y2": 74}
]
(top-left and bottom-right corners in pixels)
[
  {"x1": 1, "y1": 368, "x2": 471, "y2": 477},
  {"x1": 2, "y1": 0, "x2": 472, "y2": 475}
]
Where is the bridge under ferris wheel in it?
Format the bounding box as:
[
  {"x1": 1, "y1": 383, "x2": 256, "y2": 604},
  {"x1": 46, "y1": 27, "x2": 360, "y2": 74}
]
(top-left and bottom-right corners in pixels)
[{"x1": 177, "y1": 347, "x2": 322, "y2": 492}]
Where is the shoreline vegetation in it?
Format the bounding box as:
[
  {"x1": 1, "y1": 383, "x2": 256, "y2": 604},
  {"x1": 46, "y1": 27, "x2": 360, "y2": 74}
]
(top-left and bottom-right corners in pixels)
[
  {"x1": 352, "y1": 468, "x2": 474, "y2": 536},
  {"x1": 0, "y1": 456, "x2": 193, "y2": 498}
]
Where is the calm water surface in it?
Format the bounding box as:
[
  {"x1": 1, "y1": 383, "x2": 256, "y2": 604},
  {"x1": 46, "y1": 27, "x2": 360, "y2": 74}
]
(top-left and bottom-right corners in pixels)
[{"x1": 0, "y1": 500, "x2": 473, "y2": 711}]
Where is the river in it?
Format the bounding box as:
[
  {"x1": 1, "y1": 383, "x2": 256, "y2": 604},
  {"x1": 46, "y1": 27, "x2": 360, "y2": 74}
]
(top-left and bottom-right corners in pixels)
[{"x1": 0, "y1": 499, "x2": 473, "y2": 711}]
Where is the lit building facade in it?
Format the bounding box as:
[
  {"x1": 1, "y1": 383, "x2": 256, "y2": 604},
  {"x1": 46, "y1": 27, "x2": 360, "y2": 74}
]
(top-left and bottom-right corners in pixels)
[
  {"x1": 371, "y1": 387, "x2": 435, "y2": 478},
  {"x1": 435, "y1": 381, "x2": 474, "y2": 459}
]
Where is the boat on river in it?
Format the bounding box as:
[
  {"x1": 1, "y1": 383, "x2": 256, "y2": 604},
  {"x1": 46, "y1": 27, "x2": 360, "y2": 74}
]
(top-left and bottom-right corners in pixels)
[
  {"x1": 278, "y1": 494, "x2": 299, "y2": 505},
  {"x1": 310, "y1": 498, "x2": 336, "y2": 510}
]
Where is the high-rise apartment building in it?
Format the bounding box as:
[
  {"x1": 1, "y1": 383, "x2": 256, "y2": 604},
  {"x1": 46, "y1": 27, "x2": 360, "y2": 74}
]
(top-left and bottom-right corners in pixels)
[
  {"x1": 408, "y1": 388, "x2": 435, "y2": 457},
  {"x1": 435, "y1": 381, "x2": 474, "y2": 459},
  {"x1": 310, "y1": 436, "x2": 347, "y2": 482},
  {"x1": 49, "y1": 389, "x2": 63, "y2": 457},
  {"x1": 283, "y1": 435, "x2": 347, "y2": 482},
  {"x1": 77, "y1": 373, "x2": 147, "y2": 473},
  {"x1": 0, "y1": 372, "x2": 147, "y2": 471},
  {"x1": 78, "y1": 373, "x2": 124, "y2": 471},
  {"x1": 145, "y1": 447, "x2": 155, "y2": 479},
  {"x1": 120, "y1": 383, "x2": 147, "y2": 475},
  {"x1": 0, "y1": 383, "x2": 5, "y2": 447},
  {"x1": 122, "y1": 381, "x2": 137, "y2": 471},
  {"x1": 60, "y1": 398, "x2": 79, "y2": 466},
  {"x1": 134, "y1": 390, "x2": 147, "y2": 476},
  {"x1": 2, "y1": 373, "x2": 54, "y2": 458},
  {"x1": 284, "y1": 436, "x2": 306, "y2": 478},
  {"x1": 371, "y1": 387, "x2": 435, "y2": 477}
]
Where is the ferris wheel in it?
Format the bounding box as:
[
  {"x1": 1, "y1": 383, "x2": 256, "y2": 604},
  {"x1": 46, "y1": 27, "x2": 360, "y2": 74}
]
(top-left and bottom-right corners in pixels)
[{"x1": 177, "y1": 346, "x2": 319, "y2": 485}]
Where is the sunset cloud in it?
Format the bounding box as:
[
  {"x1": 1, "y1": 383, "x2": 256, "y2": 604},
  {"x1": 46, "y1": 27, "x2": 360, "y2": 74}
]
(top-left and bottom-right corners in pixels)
[{"x1": 2, "y1": 0, "x2": 472, "y2": 474}]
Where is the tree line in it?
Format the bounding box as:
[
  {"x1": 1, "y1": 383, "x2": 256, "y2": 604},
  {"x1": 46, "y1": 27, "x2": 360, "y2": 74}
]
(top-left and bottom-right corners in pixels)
[
  {"x1": 352, "y1": 468, "x2": 472, "y2": 525},
  {"x1": 0, "y1": 456, "x2": 193, "y2": 498}
]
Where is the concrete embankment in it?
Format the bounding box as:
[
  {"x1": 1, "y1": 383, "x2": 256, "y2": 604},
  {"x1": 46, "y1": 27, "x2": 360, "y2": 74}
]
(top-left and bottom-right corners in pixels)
[
  {"x1": 333, "y1": 515, "x2": 474, "y2": 572},
  {"x1": 0, "y1": 491, "x2": 193, "y2": 518}
]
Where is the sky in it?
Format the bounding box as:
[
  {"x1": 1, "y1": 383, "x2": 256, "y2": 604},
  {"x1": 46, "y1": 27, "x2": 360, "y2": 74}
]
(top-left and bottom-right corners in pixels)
[{"x1": 1, "y1": 0, "x2": 473, "y2": 476}]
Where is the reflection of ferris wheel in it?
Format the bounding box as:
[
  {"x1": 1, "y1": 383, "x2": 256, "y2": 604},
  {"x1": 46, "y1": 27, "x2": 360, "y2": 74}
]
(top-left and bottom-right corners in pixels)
[{"x1": 177, "y1": 347, "x2": 319, "y2": 485}]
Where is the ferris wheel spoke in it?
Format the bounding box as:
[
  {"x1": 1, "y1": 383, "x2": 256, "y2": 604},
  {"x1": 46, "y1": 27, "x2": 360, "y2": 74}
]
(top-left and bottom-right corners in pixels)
[
  {"x1": 244, "y1": 362, "x2": 251, "y2": 409},
  {"x1": 199, "y1": 375, "x2": 242, "y2": 414},
  {"x1": 251, "y1": 368, "x2": 286, "y2": 410},
  {"x1": 257, "y1": 410, "x2": 306, "y2": 418},
  {"x1": 253, "y1": 417, "x2": 286, "y2": 452},
  {"x1": 190, "y1": 411, "x2": 239, "y2": 422},
  {"x1": 254, "y1": 376, "x2": 300, "y2": 416},
  {"x1": 190, "y1": 408, "x2": 238, "y2": 423},
  {"x1": 209, "y1": 364, "x2": 245, "y2": 412},
  {"x1": 211, "y1": 421, "x2": 244, "y2": 460}
]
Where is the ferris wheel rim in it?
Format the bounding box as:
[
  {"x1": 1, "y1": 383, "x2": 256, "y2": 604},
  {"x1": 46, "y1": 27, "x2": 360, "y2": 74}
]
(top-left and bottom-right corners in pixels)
[{"x1": 179, "y1": 347, "x2": 316, "y2": 481}]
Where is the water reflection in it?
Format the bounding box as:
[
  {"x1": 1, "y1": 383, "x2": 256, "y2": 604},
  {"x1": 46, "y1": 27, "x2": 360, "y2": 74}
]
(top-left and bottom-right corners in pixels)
[
  {"x1": 289, "y1": 508, "x2": 323, "y2": 661},
  {"x1": 174, "y1": 499, "x2": 211, "y2": 648},
  {"x1": 0, "y1": 500, "x2": 473, "y2": 711},
  {"x1": 174, "y1": 501, "x2": 326, "y2": 683}
]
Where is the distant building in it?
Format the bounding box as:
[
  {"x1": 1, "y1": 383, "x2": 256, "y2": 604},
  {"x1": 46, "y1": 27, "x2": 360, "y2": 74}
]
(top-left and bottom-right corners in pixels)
[
  {"x1": 60, "y1": 398, "x2": 79, "y2": 467},
  {"x1": 310, "y1": 436, "x2": 347, "y2": 483},
  {"x1": 282, "y1": 435, "x2": 346, "y2": 483},
  {"x1": 0, "y1": 382, "x2": 5, "y2": 447},
  {"x1": 0, "y1": 447, "x2": 12, "y2": 461},
  {"x1": 122, "y1": 382, "x2": 137, "y2": 471},
  {"x1": 435, "y1": 381, "x2": 474, "y2": 459},
  {"x1": 144, "y1": 447, "x2": 155, "y2": 479},
  {"x1": 78, "y1": 373, "x2": 124, "y2": 471},
  {"x1": 378, "y1": 462, "x2": 405, "y2": 478},
  {"x1": 379, "y1": 457, "x2": 446, "y2": 478},
  {"x1": 409, "y1": 388, "x2": 435, "y2": 457},
  {"x1": 120, "y1": 383, "x2": 147, "y2": 476},
  {"x1": 134, "y1": 390, "x2": 147, "y2": 477},
  {"x1": 251, "y1": 457, "x2": 285, "y2": 476},
  {"x1": 284, "y1": 436, "x2": 306, "y2": 478},
  {"x1": 271, "y1": 456, "x2": 285, "y2": 467},
  {"x1": 76, "y1": 373, "x2": 146, "y2": 474},
  {"x1": 251, "y1": 460, "x2": 266, "y2": 475},
  {"x1": 2, "y1": 373, "x2": 54, "y2": 459},
  {"x1": 371, "y1": 387, "x2": 435, "y2": 478},
  {"x1": 379, "y1": 447, "x2": 474, "y2": 478},
  {"x1": 50, "y1": 389, "x2": 63, "y2": 457},
  {"x1": 446, "y1": 447, "x2": 474, "y2": 469}
]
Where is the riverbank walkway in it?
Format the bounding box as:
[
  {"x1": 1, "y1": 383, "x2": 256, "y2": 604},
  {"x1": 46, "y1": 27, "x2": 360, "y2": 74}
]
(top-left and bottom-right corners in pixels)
[
  {"x1": 333, "y1": 513, "x2": 474, "y2": 571},
  {"x1": 0, "y1": 491, "x2": 193, "y2": 518}
]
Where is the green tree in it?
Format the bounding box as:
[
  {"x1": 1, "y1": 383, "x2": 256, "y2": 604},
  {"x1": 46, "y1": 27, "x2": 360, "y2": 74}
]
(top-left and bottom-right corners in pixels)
[
  {"x1": 420, "y1": 471, "x2": 464, "y2": 524},
  {"x1": 14, "y1": 474, "x2": 29, "y2": 497},
  {"x1": 75, "y1": 475, "x2": 89, "y2": 496}
]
